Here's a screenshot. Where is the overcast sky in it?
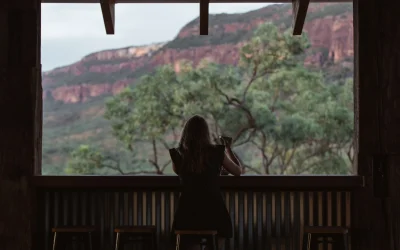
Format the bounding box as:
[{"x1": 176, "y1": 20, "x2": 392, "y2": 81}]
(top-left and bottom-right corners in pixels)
[{"x1": 41, "y1": 3, "x2": 273, "y2": 71}]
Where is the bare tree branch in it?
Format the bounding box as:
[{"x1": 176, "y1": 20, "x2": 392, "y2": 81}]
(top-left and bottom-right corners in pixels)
[
  {"x1": 148, "y1": 139, "x2": 162, "y2": 174},
  {"x1": 161, "y1": 160, "x2": 172, "y2": 172},
  {"x1": 346, "y1": 139, "x2": 354, "y2": 164},
  {"x1": 160, "y1": 138, "x2": 172, "y2": 150},
  {"x1": 243, "y1": 164, "x2": 262, "y2": 175},
  {"x1": 234, "y1": 128, "x2": 257, "y2": 146},
  {"x1": 242, "y1": 59, "x2": 259, "y2": 103},
  {"x1": 125, "y1": 170, "x2": 161, "y2": 175}
]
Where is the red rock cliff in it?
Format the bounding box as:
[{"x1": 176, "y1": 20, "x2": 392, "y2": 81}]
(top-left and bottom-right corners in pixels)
[{"x1": 43, "y1": 3, "x2": 354, "y2": 104}]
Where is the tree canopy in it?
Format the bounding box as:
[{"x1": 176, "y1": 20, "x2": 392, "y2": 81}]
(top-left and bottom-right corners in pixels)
[{"x1": 66, "y1": 23, "x2": 354, "y2": 175}]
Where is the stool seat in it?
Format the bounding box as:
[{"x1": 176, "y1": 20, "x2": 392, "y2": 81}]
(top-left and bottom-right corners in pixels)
[
  {"x1": 175, "y1": 230, "x2": 218, "y2": 250},
  {"x1": 115, "y1": 226, "x2": 156, "y2": 233},
  {"x1": 304, "y1": 226, "x2": 348, "y2": 234},
  {"x1": 175, "y1": 230, "x2": 218, "y2": 235},
  {"x1": 52, "y1": 226, "x2": 95, "y2": 250},
  {"x1": 114, "y1": 225, "x2": 157, "y2": 250},
  {"x1": 302, "y1": 226, "x2": 349, "y2": 250},
  {"x1": 52, "y1": 226, "x2": 96, "y2": 233}
]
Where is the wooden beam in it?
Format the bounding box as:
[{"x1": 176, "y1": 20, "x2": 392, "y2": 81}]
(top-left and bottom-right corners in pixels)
[
  {"x1": 100, "y1": 0, "x2": 115, "y2": 35},
  {"x1": 42, "y1": 0, "x2": 351, "y2": 3},
  {"x1": 199, "y1": 0, "x2": 209, "y2": 35},
  {"x1": 292, "y1": 0, "x2": 310, "y2": 35}
]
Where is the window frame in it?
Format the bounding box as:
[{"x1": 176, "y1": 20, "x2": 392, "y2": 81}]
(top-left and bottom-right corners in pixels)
[{"x1": 37, "y1": 0, "x2": 360, "y2": 181}]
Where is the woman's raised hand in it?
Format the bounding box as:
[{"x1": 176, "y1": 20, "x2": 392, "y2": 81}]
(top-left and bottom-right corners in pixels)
[{"x1": 220, "y1": 136, "x2": 233, "y2": 147}]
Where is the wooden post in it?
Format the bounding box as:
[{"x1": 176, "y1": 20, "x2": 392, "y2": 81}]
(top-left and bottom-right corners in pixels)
[
  {"x1": 352, "y1": 0, "x2": 400, "y2": 249},
  {"x1": 100, "y1": 0, "x2": 115, "y2": 35},
  {"x1": 199, "y1": 0, "x2": 209, "y2": 35},
  {"x1": 292, "y1": 0, "x2": 310, "y2": 35},
  {"x1": 0, "y1": 0, "x2": 41, "y2": 249}
]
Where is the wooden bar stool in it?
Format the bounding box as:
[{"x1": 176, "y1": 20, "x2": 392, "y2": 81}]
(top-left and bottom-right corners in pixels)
[
  {"x1": 114, "y1": 226, "x2": 157, "y2": 250},
  {"x1": 302, "y1": 226, "x2": 349, "y2": 250},
  {"x1": 175, "y1": 230, "x2": 218, "y2": 250},
  {"x1": 52, "y1": 226, "x2": 96, "y2": 250}
]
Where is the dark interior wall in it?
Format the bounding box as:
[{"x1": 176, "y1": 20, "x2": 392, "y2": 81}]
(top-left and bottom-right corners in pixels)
[
  {"x1": 0, "y1": 0, "x2": 41, "y2": 249},
  {"x1": 353, "y1": 0, "x2": 400, "y2": 249},
  {"x1": 0, "y1": 0, "x2": 400, "y2": 250}
]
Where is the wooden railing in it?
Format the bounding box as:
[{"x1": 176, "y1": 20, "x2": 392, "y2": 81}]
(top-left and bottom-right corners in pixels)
[{"x1": 32, "y1": 175, "x2": 363, "y2": 250}]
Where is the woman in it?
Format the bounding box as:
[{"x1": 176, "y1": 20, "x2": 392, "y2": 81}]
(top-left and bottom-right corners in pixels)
[{"x1": 169, "y1": 115, "x2": 242, "y2": 250}]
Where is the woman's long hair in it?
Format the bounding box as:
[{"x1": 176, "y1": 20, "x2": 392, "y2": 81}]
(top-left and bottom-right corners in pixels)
[{"x1": 178, "y1": 115, "x2": 212, "y2": 174}]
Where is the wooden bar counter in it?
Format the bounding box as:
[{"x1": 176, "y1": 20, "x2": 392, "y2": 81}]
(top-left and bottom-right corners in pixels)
[{"x1": 32, "y1": 175, "x2": 363, "y2": 250}]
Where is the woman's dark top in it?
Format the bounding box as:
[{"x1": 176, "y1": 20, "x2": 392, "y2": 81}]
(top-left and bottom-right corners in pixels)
[{"x1": 169, "y1": 144, "x2": 233, "y2": 238}]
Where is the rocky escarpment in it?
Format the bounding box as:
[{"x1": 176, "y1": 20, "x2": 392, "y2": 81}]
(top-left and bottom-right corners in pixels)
[
  {"x1": 42, "y1": 43, "x2": 165, "y2": 103},
  {"x1": 42, "y1": 3, "x2": 353, "y2": 104}
]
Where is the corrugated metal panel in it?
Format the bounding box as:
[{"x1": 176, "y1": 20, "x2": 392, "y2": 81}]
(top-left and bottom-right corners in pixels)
[{"x1": 38, "y1": 190, "x2": 351, "y2": 250}]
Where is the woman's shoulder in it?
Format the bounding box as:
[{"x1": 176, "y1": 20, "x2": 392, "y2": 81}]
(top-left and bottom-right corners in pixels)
[
  {"x1": 169, "y1": 145, "x2": 224, "y2": 154},
  {"x1": 169, "y1": 147, "x2": 178, "y2": 153},
  {"x1": 169, "y1": 148, "x2": 182, "y2": 159},
  {"x1": 208, "y1": 144, "x2": 225, "y2": 153}
]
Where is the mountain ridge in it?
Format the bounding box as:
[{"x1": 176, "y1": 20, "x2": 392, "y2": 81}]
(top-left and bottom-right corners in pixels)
[{"x1": 42, "y1": 3, "x2": 353, "y2": 104}]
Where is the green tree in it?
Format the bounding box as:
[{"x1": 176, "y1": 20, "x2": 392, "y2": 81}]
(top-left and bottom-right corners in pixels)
[
  {"x1": 169, "y1": 23, "x2": 354, "y2": 174},
  {"x1": 103, "y1": 66, "x2": 187, "y2": 174},
  {"x1": 66, "y1": 145, "x2": 104, "y2": 175},
  {"x1": 66, "y1": 22, "x2": 354, "y2": 175},
  {"x1": 65, "y1": 145, "x2": 147, "y2": 175}
]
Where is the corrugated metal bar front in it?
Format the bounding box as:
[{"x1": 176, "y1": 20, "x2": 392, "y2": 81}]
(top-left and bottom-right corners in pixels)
[{"x1": 37, "y1": 189, "x2": 351, "y2": 250}]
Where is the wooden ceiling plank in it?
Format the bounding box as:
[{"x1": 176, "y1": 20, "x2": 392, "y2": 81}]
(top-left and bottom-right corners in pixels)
[
  {"x1": 292, "y1": 0, "x2": 310, "y2": 35},
  {"x1": 100, "y1": 0, "x2": 115, "y2": 35},
  {"x1": 199, "y1": 0, "x2": 209, "y2": 35}
]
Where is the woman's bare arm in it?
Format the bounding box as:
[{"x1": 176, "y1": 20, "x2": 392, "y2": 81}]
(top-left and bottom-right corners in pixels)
[
  {"x1": 226, "y1": 147, "x2": 241, "y2": 166},
  {"x1": 219, "y1": 137, "x2": 243, "y2": 176},
  {"x1": 169, "y1": 149, "x2": 180, "y2": 175},
  {"x1": 172, "y1": 162, "x2": 178, "y2": 175},
  {"x1": 222, "y1": 152, "x2": 242, "y2": 176}
]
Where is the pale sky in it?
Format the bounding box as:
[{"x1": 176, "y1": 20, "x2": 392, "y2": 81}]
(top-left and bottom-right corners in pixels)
[{"x1": 41, "y1": 3, "x2": 274, "y2": 71}]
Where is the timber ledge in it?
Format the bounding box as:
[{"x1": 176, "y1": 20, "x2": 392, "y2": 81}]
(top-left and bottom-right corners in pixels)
[{"x1": 31, "y1": 175, "x2": 364, "y2": 190}]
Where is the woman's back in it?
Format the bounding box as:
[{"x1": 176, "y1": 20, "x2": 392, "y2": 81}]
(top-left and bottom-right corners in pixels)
[
  {"x1": 169, "y1": 144, "x2": 233, "y2": 237},
  {"x1": 170, "y1": 144, "x2": 225, "y2": 193}
]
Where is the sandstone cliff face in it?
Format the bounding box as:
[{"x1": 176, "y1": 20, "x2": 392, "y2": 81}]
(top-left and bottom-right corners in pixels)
[
  {"x1": 150, "y1": 45, "x2": 242, "y2": 68},
  {"x1": 43, "y1": 3, "x2": 354, "y2": 104},
  {"x1": 304, "y1": 14, "x2": 354, "y2": 65},
  {"x1": 44, "y1": 43, "x2": 164, "y2": 77},
  {"x1": 45, "y1": 80, "x2": 130, "y2": 103}
]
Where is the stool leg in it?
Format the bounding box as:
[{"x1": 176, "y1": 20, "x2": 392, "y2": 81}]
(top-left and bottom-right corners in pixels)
[
  {"x1": 52, "y1": 232, "x2": 58, "y2": 250},
  {"x1": 152, "y1": 232, "x2": 157, "y2": 250},
  {"x1": 81, "y1": 234, "x2": 86, "y2": 250},
  {"x1": 175, "y1": 234, "x2": 180, "y2": 250},
  {"x1": 302, "y1": 233, "x2": 312, "y2": 250},
  {"x1": 211, "y1": 235, "x2": 218, "y2": 250},
  {"x1": 115, "y1": 232, "x2": 121, "y2": 250},
  {"x1": 343, "y1": 234, "x2": 349, "y2": 250},
  {"x1": 88, "y1": 232, "x2": 93, "y2": 250}
]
